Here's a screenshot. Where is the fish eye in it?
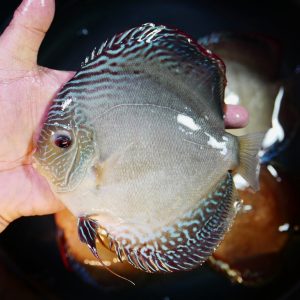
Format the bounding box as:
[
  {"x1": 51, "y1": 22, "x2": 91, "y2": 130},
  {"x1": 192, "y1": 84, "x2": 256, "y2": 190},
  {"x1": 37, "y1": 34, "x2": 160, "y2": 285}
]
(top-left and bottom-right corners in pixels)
[{"x1": 53, "y1": 131, "x2": 73, "y2": 149}]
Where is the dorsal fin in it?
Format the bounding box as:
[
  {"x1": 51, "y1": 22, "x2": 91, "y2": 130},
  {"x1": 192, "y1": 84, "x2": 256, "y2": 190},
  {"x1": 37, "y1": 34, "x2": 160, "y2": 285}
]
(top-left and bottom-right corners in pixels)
[{"x1": 79, "y1": 23, "x2": 226, "y2": 123}]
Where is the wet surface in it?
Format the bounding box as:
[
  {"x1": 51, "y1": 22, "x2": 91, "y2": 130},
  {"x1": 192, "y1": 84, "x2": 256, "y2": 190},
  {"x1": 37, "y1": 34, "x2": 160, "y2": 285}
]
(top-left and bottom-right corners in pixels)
[{"x1": 0, "y1": 0, "x2": 300, "y2": 299}]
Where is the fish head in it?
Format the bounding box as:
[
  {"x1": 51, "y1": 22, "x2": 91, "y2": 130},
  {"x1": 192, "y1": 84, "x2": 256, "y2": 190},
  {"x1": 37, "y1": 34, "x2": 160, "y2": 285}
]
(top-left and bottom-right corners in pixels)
[{"x1": 33, "y1": 95, "x2": 96, "y2": 193}]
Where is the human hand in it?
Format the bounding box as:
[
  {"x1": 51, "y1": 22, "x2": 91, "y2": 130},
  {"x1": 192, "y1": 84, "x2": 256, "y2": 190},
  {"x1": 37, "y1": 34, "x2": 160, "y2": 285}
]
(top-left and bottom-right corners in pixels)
[
  {"x1": 0, "y1": 0, "x2": 248, "y2": 233},
  {"x1": 0, "y1": 0, "x2": 74, "y2": 233}
]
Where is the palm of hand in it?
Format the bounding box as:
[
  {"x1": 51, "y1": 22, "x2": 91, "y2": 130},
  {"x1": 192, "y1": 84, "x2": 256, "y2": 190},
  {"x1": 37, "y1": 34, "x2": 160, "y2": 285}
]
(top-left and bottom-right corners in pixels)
[{"x1": 0, "y1": 65, "x2": 73, "y2": 225}]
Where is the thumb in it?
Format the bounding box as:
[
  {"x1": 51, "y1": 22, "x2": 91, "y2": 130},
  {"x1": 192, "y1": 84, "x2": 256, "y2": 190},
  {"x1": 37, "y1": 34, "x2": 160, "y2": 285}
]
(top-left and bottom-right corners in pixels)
[{"x1": 0, "y1": 0, "x2": 55, "y2": 69}]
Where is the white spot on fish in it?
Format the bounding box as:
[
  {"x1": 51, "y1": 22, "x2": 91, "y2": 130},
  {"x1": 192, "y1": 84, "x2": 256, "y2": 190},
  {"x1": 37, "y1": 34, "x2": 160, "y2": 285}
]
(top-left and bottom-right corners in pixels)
[
  {"x1": 262, "y1": 86, "x2": 285, "y2": 149},
  {"x1": 177, "y1": 114, "x2": 201, "y2": 131},
  {"x1": 62, "y1": 98, "x2": 72, "y2": 111},
  {"x1": 91, "y1": 48, "x2": 97, "y2": 60},
  {"x1": 222, "y1": 136, "x2": 228, "y2": 141},
  {"x1": 204, "y1": 115, "x2": 209, "y2": 120},
  {"x1": 204, "y1": 133, "x2": 228, "y2": 155}
]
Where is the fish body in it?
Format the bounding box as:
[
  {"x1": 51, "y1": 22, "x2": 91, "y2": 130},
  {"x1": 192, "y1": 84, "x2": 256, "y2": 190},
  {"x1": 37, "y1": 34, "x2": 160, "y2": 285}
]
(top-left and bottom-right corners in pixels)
[{"x1": 34, "y1": 23, "x2": 263, "y2": 273}]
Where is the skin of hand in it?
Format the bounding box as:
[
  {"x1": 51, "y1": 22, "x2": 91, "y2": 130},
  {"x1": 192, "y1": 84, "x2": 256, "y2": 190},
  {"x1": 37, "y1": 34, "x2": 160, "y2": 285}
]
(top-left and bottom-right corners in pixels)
[{"x1": 0, "y1": 0, "x2": 249, "y2": 233}]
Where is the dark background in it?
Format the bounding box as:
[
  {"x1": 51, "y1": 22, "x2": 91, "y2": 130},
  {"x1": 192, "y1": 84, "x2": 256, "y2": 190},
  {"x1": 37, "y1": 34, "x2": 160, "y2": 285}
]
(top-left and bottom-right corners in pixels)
[{"x1": 0, "y1": 0, "x2": 299, "y2": 299}]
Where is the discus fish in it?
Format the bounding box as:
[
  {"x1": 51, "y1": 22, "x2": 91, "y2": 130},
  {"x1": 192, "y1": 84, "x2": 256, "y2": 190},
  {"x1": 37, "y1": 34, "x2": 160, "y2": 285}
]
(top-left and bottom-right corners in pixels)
[{"x1": 33, "y1": 23, "x2": 264, "y2": 276}]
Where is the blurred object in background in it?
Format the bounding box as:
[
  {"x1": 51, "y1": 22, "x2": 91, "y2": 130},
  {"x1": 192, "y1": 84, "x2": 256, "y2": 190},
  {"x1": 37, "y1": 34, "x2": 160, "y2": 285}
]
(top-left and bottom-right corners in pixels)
[
  {"x1": 200, "y1": 32, "x2": 281, "y2": 135},
  {"x1": 200, "y1": 31, "x2": 300, "y2": 168},
  {"x1": 210, "y1": 165, "x2": 299, "y2": 285},
  {"x1": 201, "y1": 32, "x2": 300, "y2": 285}
]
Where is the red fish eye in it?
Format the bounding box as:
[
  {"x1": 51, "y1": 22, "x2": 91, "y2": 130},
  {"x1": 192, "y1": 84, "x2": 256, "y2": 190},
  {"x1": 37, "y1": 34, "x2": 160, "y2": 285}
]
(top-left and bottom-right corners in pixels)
[{"x1": 54, "y1": 134, "x2": 72, "y2": 148}]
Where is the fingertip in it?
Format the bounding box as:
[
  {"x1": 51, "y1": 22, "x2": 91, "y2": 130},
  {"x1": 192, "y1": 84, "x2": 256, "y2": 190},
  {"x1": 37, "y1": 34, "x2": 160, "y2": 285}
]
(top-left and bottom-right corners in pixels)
[
  {"x1": 224, "y1": 104, "x2": 249, "y2": 129},
  {"x1": 13, "y1": 0, "x2": 55, "y2": 32},
  {"x1": 0, "y1": 0, "x2": 55, "y2": 68}
]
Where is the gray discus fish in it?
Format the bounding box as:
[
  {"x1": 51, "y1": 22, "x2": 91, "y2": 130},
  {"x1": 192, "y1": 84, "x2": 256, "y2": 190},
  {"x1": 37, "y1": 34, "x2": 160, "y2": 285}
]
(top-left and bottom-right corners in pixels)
[{"x1": 33, "y1": 23, "x2": 264, "y2": 274}]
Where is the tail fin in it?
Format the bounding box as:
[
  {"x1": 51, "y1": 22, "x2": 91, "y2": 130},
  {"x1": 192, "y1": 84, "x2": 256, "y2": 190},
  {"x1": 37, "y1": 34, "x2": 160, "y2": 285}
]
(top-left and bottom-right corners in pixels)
[{"x1": 237, "y1": 133, "x2": 265, "y2": 191}]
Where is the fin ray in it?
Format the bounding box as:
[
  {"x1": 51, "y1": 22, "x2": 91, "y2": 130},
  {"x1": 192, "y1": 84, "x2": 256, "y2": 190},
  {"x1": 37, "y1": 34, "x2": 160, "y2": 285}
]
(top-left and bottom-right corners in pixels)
[
  {"x1": 237, "y1": 133, "x2": 265, "y2": 191},
  {"x1": 77, "y1": 217, "x2": 135, "y2": 285}
]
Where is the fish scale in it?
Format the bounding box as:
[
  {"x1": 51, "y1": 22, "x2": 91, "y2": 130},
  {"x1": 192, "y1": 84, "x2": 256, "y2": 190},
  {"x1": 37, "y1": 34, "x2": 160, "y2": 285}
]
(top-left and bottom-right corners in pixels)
[{"x1": 33, "y1": 23, "x2": 264, "y2": 279}]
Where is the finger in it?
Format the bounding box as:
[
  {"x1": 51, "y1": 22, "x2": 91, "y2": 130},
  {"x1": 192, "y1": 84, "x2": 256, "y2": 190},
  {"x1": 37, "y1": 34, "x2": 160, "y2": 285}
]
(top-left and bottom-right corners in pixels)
[
  {"x1": 49, "y1": 69, "x2": 76, "y2": 86},
  {"x1": 0, "y1": 215, "x2": 10, "y2": 234},
  {"x1": 0, "y1": 0, "x2": 55, "y2": 69},
  {"x1": 224, "y1": 104, "x2": 249, "y2": 129}
]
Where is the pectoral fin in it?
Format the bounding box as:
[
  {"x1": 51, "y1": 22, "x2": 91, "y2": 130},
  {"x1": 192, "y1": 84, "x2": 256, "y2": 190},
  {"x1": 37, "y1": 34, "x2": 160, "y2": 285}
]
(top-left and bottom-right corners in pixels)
[
  {"x1": 77, "y1": 216, "x2": 135, "y2": 285},
  {"x1": 78, "y1": 216, "x2": 100, "y2": 259}
]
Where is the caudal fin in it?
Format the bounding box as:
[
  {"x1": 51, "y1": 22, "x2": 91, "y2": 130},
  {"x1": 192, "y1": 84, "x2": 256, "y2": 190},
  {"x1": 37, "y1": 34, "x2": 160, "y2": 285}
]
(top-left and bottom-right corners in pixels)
[{"x1": 237, "y1": 133, "x2": 265, "y2": 191}]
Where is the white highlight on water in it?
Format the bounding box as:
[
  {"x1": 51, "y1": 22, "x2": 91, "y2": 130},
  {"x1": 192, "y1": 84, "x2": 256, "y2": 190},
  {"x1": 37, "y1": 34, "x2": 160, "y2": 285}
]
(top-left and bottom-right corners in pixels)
[
  {"x1": 225, "y1": 91, "x2": 240, "y2": 105},
  {"x1": 177, "y1": 114, "x2": 201, "y2": 131},
  {"x1": 84, "y1": 259, "x2": 112, "y2": 267},
  {"x1": 262, "y1": 86, "x2": 285, "y2": 149},
  {"x1": 278, "y1": 223, "x2": 290, "y2": 232},
  {"x1": 204, "y1": 132, "x2": 228, "y2": 155},
  {"x1": 233, "y1": 174, "x2": 250, "y2": 190},
  {"x1": 242, "y1": 204, "x2": 253, "y2": 212},
  {"x1": 267, "y1": 164, "x2": 282, "y2": 182}
]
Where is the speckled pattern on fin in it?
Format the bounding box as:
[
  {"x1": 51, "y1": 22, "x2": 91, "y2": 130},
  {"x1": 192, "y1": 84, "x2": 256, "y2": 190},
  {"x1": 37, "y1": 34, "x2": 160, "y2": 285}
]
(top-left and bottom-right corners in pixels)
[{"x1": 110, "y1": 172, "x2": 239, "y2": 273}]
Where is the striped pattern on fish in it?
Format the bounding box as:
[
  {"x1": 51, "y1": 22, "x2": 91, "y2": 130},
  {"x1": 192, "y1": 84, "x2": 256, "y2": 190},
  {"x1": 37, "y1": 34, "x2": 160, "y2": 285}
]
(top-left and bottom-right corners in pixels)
[
  {"x1": 78, "y1": 172, "x2": 239, "y2": 273},
  {"x1": 33, "y1": 23, "x2": 264, "y2": 280},
  {"x1": 114, "y1": 172, "x2": 238, "y2": 272},
  {"x1": 48, "y1": 23, "x2": 225, "y2": 127}
]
